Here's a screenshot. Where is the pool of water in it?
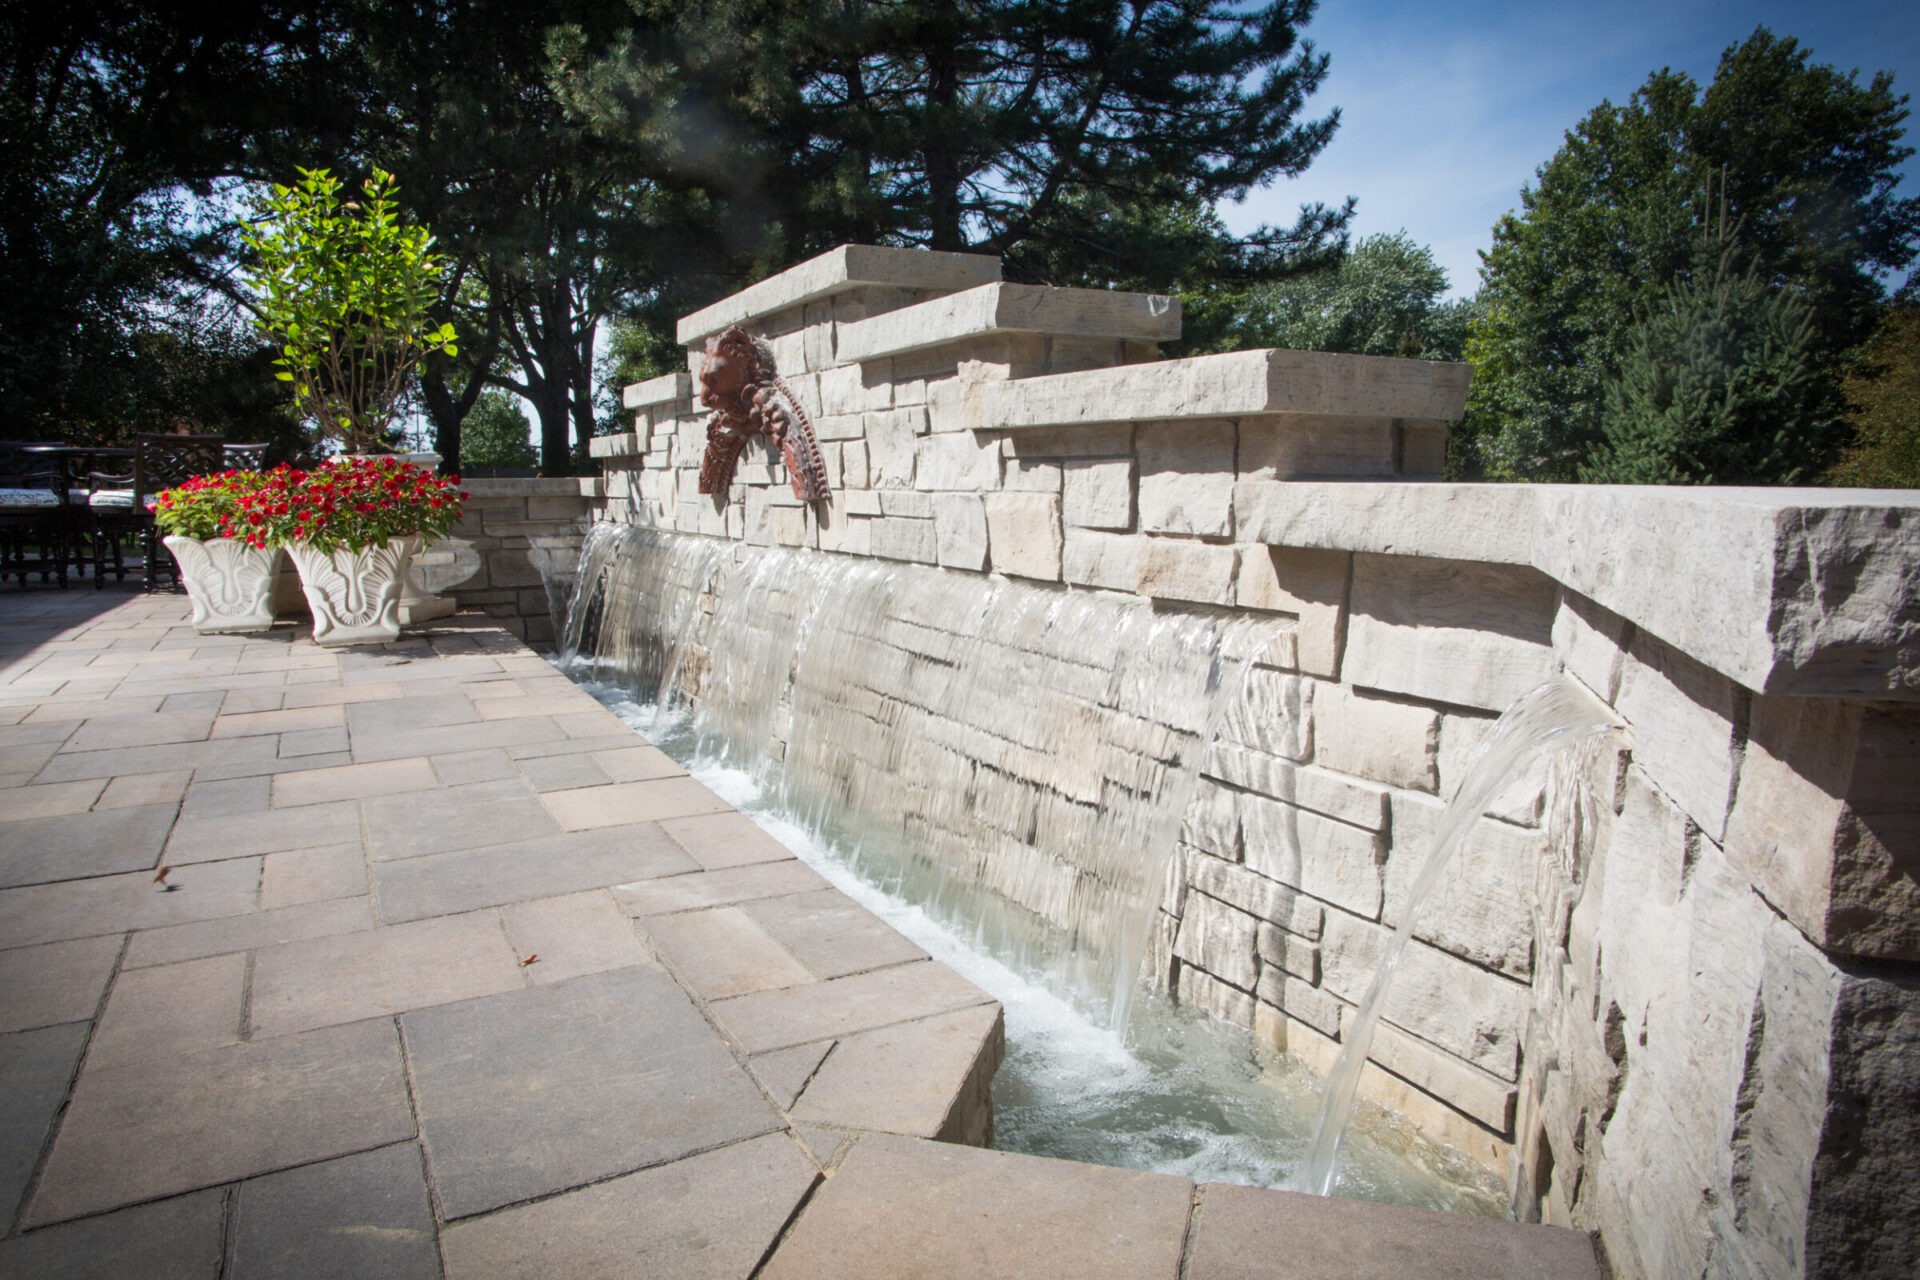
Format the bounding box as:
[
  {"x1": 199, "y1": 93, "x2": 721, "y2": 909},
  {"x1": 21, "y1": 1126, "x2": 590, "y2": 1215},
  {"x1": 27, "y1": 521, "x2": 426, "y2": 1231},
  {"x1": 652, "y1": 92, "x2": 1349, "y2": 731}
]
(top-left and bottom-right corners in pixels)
[{"x1": 568, "y1": 676, "x2": 1509, "y2": 1218}]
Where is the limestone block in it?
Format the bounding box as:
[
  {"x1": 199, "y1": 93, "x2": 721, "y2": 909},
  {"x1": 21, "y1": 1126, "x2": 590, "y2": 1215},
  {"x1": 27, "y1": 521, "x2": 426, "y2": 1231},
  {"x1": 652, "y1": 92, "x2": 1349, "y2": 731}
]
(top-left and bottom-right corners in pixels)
[
  {"x1": 770, "y1": 507, "x2": 807, "y2": 548},
  {"x1": 946, "y1": 347, "x2": 1470, "y2": 431},
  {"x1": 1532, "y1": 486, "x2": 1920, "y2": 700},
  {"x1": 1137, "y1": 420, "x2": 1235, "y2": 537},
  {"x1": 1725, "y1": 697, "x2": 1920, "y2": 959},
  {"x1": 1615, "y1": 629, "x2": 1743, "y2": 842},
  {"x1": 1319, "y1": 910, "x2": 1527, "y2": 1080},
  {"x1": 867, "y1": 409, "x2": 920, "y2": 488},
  {"x1": 1002, "y1": 458, "x2": 1061, "y2": 493},
  {"x1": 1062, "y1": 530, "x2": 1139, "y2": 593},
  {"x1": 1187, "y1": 856, "x2": 1324, "y2": 939},
  {"x1": 869, "y1": 517, "x2": 937, "y2": 565},
  {"x1": 934, "y1": 495, "x2": 989, "y2": 572},
  {"x1": 1045, "y1": 336, "x2": 1128, "y2": 374},
  {"x1": 1216, "y1": 665, "x2": 1311, "y2": 762},
  {"x1": 1252, "y1": 967, "x2": 1343, "y2": 1038},
  {"x1": 815, "y1": 413, "x2": 867, "y2": 441},
  {"x1": 1204, "y1": 744, "x2": 1388, "y2": 832},
  {"x1": 984, "y1": 493, "x2": 1062, "y2": 581},
  {"x1": 1241, "y1": 793, "x2": 1386, "y2": 920},
  {"x1": 915, "y1": 433, "x2": 1002, "y2": 492},
  {"x1": 1234, "y1": 546, "x2": 1350, "y2": 678},
  {"x1": 1256, "y1": 921, "x2": 1320, "y2": 983},
  {"x1": 843, "y1": 440, "x2": 871, "y2": 489},
  {"x1": 1401, "y1": 423, "x2": 1449, "y2": 477},
  {"x1": 1436, "y1": 712, "x2": 1547, "y2": 827},
  {"x1": 1552, "y1": 590, "x2": 1630, "y2": 705},
  {"x1": 676, "y1": 243, "x2": 999, "y2": 344},
  {"x1": 1313, "y1": 683, "x2": 1438, "y2": 793},
  {"x1": 1237, "y1": 416, "x2": 1398, "y2": 480},
  {"x1": 1806, "y1": 957, "x2": 1920, "y2": 1278},
  {"x1": 879, "y1": 491, "x2": 933, "y2": 518},
  {"x1": 1234, "y1": 480, "x2": 1534, "y2": 568},
  {"x1": 1386, "y1": 790, "x2": 1542, "y2": 979},
  {"x1": 1343, "y1": 554, "x2": 1559, "y2": 713},
  {"x1": 815, "y1": 508, "x2": 872, "y2": 557},
  {"x1": 1178, "y1": 963, "x2": 1256, "y2": 1029},
  {"x1": 997, "y1": 423, "x2": 1134, "y2": 460},
  {"x1": 1062, "y1": 458, "x2": 1134, "y2": 531},
  {"x1": 835, "y1": 281, "x2": 1179, "y2": 364},
  {"x1": 1181, "y1": 785, "x2": 1240, "y2": 860},
  {"x1": 838, "y1": 489, "x2": 883, "y2": 517},
  {"x1": 1174, "y1": 891, "x2": 1260, "y2": 992},
  {"x1": 621, "y1": 370, "x2": 692, "y2": 410},
  {"x1": 820, "y1": 363, "x2": 893, "y2": 416},
  {"x1": 801, "y1": 301, "x2": 835, "y2": 370},
  {"x1": 1135, "y1": 538, "x2": 1236, "y2": 606},
  {"x1": 587, "y1": 432, "x2": 637, "y2": 459}
]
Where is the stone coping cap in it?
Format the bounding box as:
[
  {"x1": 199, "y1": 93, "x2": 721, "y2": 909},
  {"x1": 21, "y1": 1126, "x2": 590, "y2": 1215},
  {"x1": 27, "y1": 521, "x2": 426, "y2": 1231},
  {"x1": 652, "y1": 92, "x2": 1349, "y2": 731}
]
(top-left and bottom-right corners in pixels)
[
  {"x1": 623, "y1": 371, "x2": 692, "y2": 410},
  {"x1": 677, "y1": 245, "x2": 1002, "y2": 345},
  {"x1": 930, "y1": 347, "x2": 1471, "y2": 431},
  {"x1": 835, "y1": 281, "x2": 1180, "y2": 364},
  {"x1": 1236, "y1": 480, "x2": 1920, "y2": 700}
]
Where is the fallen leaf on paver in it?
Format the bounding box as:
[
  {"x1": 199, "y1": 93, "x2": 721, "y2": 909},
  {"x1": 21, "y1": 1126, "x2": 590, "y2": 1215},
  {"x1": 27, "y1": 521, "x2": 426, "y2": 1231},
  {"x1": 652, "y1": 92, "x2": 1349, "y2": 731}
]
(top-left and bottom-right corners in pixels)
[
  {"x1": 153, "y1": 865, "x2": 175, "y2": 891},
  {"x1": 520, "y1": 953, "x2": 540, "y2": 966}
]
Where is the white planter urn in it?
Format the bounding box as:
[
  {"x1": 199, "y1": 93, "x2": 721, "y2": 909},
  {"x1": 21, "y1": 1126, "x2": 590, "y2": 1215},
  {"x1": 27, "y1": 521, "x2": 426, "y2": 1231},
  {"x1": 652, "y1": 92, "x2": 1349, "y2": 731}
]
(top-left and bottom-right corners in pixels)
[
  {"x1": 162, "y1": 536, "x2": 279, "y2": 634},
  {"x1": 288, "y1": 539, "x2": 414, "y2": 646}
]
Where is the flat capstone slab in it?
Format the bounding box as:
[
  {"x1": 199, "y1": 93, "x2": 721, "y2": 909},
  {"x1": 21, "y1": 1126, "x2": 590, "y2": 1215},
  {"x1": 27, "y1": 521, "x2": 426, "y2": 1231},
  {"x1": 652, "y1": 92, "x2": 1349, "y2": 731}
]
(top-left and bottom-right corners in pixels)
[{"x1": 0, "y1": 587, "x2": 1601, "y2": 1277}]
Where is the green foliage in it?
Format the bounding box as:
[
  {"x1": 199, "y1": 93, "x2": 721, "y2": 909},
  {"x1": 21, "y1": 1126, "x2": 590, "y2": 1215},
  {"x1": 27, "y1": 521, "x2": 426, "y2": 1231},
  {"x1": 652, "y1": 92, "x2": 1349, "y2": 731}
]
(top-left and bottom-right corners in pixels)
[
  {"x1": 152, "y1": 471, "x2": 272, "y2": 542},
  {"x1": 558, "y1": 0, "x2": 1350, "y2": 295},
  {"x1": 1234, "y1": 232, "x2": 1470, "y2": 360},
  {"x1": 1829, "y1": 303, "x2": 1920, "y2": 487},
  {"x1": 241, "y1": 168, "x2": 458, "y2": 454},
  {"x1": 1462, "y1": 28, "x2": 1920, "y2": 480},
  {"x1": 0, "y1": 5, "x2": 347, "y2": 442},
  {"x1": 460, "y1": 390, "x2": 538, "y2": 470},
  {"x1": 1581, "y1": 254, "x2": 1845, "y2": 484}
]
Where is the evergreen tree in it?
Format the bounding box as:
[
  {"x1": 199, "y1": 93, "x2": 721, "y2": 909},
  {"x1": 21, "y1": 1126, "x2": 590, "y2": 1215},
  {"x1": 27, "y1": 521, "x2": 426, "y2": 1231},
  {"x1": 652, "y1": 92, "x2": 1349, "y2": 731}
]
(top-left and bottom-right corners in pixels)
[
  {"x1": 557, "y1": 0, "x2": 1351, "y2": 296},
  {"x1": 1829, "y1": 301, "x2": 1920, "y2": 487},
  {"x1": 459, "y1": 389, "x2": 539, "y2": 470},
  {"x1": 1582, "y1": 253, "x2": 1845, "y2": 484},
  {"x1": 1462, "y1": 28, "x2": 1919, "y2": 480}
]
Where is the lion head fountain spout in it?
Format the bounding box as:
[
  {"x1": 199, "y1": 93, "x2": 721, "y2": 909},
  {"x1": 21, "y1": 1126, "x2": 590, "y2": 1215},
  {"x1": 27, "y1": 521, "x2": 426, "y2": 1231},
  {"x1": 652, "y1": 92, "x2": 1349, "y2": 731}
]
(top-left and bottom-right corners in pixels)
[{"x1": 697, "y1": 324, "x2": 831, "y2": 502}]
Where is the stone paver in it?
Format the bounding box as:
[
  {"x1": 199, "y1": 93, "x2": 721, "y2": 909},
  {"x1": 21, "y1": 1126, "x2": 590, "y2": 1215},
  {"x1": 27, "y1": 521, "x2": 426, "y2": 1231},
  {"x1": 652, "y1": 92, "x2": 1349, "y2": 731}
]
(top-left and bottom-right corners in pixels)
[
  {"x1": 1182, "y1": 1180, "x2": 1602, "y2": 1280},
  {"x1": 403, "y1": 967, "x2": 782, "y2": 1219},
  {"x1": 28, "y1": 1019, "x2": 415, "y2": 1226},
  {"x1": 231, "y1": 1144, "x2": 440, "y2": 1280},
  {"x1": 440, "y1": 1132, "x2": 818, "y2": 1280},
  {"x1": 0, "y1": 588, "x2": 1599, "y2": 1280},
  {"x1": 0, "y1": 1190, "x2": 225, "y2": 1280},
  {"x1": 760, "y1": 1133, "x2": 1195, "y2": 1280}
]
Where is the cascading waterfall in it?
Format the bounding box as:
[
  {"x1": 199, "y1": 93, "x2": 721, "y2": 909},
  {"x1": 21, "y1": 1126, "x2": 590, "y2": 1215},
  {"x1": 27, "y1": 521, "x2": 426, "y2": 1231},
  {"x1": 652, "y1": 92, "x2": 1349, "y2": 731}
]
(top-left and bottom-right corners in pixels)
[
  {"x1": 561, "y1": 523, "x2": 1278, "y2": 1028},
  {"x1": 1295, "y1": 677, "x2": 1627, "y2": 1197},
  {"x1": 556, "y1": 523, "x2": 1592, "y2": 1213}
]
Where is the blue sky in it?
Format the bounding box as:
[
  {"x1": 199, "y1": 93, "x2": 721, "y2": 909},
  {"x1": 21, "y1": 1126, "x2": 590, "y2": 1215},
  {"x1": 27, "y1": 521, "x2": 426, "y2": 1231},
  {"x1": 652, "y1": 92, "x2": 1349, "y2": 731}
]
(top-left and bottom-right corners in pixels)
[{"x1": 1220, "y1": 0, "x2": 1920, "y2": 297}]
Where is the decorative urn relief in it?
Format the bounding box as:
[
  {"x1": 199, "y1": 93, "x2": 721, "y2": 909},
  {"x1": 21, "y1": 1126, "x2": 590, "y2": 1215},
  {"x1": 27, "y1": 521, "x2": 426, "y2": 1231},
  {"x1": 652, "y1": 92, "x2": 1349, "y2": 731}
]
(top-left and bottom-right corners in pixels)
[
  {"x1": 288, "y1": 538, "x2": 413, "y2": 646},
  {"x1": 161, "y1": 536, "x2": 279, "y2": 635}
]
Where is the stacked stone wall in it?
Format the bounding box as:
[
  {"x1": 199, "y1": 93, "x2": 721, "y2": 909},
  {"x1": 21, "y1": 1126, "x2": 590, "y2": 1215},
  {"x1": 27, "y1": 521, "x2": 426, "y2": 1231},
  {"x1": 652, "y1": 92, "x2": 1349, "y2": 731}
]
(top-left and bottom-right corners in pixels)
[
  {"x1": 592, "y1": 245, "x2": 1920, "y2": 1279},
  {"x1": 423, "y1": 478, "x2": 591, "y2": 645}
]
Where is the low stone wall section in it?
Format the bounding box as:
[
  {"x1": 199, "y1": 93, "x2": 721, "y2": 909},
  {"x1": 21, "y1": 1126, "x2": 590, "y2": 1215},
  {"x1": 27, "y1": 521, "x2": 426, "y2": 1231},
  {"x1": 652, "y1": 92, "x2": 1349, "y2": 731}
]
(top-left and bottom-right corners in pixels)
[
  {"x1": 594, "y1": 245, "x2": 1920, "y2": 1280},
  {"x1": 423, "y1": 478, "x2": 593, "y2": 645}
]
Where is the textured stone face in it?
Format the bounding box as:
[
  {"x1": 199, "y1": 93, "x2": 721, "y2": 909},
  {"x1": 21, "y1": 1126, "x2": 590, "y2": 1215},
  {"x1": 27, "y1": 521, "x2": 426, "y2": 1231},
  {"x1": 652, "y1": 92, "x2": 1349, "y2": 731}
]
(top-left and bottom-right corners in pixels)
[{"x1": 601, "y1": 249, "x2": 1920, "y2": 1280}]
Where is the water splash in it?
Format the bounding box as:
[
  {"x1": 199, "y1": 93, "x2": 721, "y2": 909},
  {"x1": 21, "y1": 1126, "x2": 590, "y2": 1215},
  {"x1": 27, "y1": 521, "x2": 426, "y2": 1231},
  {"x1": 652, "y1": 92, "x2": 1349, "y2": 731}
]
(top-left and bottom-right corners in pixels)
[
  {"x1": 1296, "y1": 677, "x2": 1627, "y2": 1197},
  {"x1": 559, "y1": 525, "x2": 1277, "y2": 1029}
]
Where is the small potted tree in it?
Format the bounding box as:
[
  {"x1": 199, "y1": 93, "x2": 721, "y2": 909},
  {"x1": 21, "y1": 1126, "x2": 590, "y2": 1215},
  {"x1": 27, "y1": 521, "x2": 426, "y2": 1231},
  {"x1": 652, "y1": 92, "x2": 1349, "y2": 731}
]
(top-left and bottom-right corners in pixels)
[{"x1": 242, "y1": 168, "x2": 461, "y2": 638}]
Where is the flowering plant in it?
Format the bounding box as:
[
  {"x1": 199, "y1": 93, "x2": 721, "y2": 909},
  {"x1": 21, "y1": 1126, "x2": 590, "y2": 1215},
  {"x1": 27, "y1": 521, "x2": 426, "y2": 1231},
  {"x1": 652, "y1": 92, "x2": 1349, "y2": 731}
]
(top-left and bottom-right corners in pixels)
[
  {"x1": 151, "y1": 471, "x2": 272, "y2": 542},
  {"x1": 159, "y1": 459, "x2": 467, "y2": 553}
]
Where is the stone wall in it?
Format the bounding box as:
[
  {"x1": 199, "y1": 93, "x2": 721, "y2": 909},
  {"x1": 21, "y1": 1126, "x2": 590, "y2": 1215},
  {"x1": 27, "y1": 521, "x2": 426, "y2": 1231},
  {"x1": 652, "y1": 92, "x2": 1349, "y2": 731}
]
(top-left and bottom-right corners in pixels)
[
  {"x1": 424, "y1": 478, "x2": 591, "y2": 646},
  {"x1": 593, "y1": 245, "x2": 1920, "y2": 1279}
]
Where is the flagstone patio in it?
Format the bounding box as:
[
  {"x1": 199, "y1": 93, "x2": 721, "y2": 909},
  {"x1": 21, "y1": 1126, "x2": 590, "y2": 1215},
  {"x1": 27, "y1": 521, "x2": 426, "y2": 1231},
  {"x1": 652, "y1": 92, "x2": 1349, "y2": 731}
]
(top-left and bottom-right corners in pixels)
[{"x1": 0, "y1": 586, "x2": 1600, "y2": 1278}]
